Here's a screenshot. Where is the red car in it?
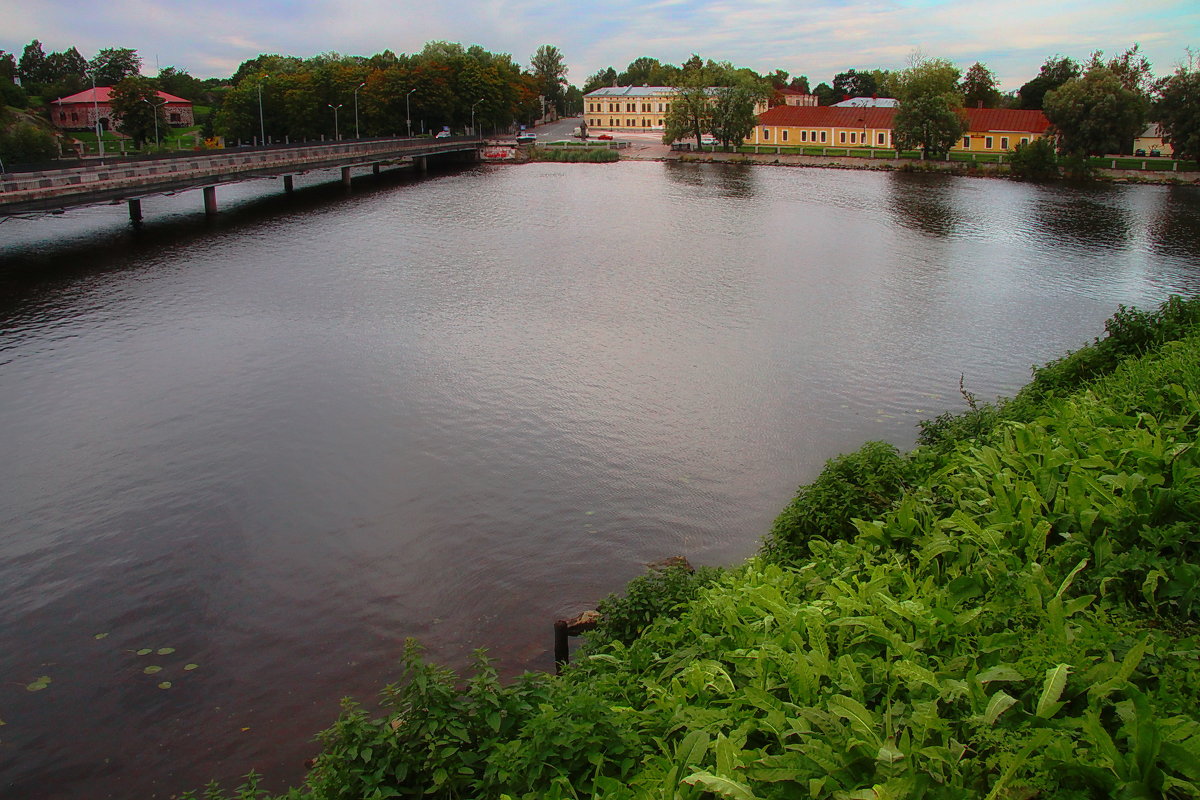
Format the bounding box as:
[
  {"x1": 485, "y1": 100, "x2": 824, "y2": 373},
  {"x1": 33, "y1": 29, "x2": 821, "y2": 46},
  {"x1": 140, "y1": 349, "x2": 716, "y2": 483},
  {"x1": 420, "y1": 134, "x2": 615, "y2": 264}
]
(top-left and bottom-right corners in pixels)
[{"x1": 597, "y1": 134, "x2": 613, "y2": 140}]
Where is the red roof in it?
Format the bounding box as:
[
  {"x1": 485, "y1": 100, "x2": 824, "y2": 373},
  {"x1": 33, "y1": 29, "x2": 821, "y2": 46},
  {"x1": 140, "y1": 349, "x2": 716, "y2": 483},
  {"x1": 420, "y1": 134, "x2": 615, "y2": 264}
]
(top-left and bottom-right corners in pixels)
[
  {"x1": 53, "y1": 87, "x2": 191, "y2": 105},
  {"x1": 962, "y1": 107, "x2": 1049, "y2": 134},
  {"x1": 756, "y1": 105, "x2": 898, "y2": 128},
  {"x1": 756, "y1": 104, "x2": 1049, "y2": 134}
]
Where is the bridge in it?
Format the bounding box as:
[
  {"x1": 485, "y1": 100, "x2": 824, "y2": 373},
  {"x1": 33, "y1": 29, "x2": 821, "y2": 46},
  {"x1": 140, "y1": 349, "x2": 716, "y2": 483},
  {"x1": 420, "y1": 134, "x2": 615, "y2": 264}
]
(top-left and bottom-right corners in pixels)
[{"x1": 0, "y1": 136, "x2": 482, "y2": 221}]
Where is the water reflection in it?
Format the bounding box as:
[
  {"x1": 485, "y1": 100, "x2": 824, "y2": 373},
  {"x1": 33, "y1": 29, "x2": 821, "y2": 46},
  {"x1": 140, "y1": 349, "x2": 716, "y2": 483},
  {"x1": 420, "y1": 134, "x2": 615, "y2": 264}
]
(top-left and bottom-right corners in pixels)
[
  {"x1": 1147, "y1": 186, "x2": 1200, "y2": 262},
  {"x1": 1030, "y1": 184, "x2": 1136, "y2": 252},
  {"x1": 884, "y1": 172, "x2": 964, "y2": 237}
]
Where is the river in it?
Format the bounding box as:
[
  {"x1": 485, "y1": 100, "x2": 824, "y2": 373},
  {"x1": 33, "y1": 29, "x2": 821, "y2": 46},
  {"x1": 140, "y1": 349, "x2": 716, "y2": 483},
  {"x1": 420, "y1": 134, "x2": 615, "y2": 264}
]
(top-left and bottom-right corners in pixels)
[{"x1": 1, "y1": 161, "x2": 1198, "y2": 799}]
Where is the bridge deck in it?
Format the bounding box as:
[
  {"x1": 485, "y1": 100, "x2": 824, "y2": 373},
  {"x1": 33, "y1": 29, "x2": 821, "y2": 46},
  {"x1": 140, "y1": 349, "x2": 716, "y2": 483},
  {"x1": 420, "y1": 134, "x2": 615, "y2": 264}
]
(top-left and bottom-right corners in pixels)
[{"x1": 0, "y1": 137, "x2": 480, "y2": 216}]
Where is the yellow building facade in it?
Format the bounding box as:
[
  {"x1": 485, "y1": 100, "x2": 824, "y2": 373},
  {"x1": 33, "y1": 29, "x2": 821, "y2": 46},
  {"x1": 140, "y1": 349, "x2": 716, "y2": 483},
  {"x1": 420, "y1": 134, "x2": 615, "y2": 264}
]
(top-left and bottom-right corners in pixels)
[
  {"x1": 748, "y1": 106, "x2": 1051, "y2": 153},
  {"x1": 583, "y1": 86, "x2": 770, "y2": 132}
]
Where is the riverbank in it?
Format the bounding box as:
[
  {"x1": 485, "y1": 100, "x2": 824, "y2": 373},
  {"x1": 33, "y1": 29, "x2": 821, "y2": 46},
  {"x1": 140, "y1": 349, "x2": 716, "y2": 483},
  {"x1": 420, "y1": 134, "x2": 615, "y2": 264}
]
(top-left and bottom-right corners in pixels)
[
  {"x1": 633, "y1": 148, "x2": 1200, "y2": 185},
  {"x1": 187, "y1": 295, "x2": 1200, "y2": 799}
]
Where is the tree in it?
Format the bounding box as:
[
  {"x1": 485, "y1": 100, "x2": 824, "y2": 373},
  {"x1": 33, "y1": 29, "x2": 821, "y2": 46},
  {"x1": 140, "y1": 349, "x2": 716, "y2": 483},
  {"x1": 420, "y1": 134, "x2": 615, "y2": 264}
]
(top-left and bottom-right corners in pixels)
[
  {"x1": 109, "y1": 76, "x2": 163, "y2": 146},
  {"x1": 962, "y1": 62, "x2": 1000, "y2": 107},
  {"x1": 789, "y1": 75, "x2": 811, "y2": 94},
  {"x1": 1096, "y1": 44, "x2": 1154, "y2": 95},
  {"x1": 1018, "y1": 56, "x2": 1079, "y2": 109},
  {"x1": 155, "y1": 66, "x2": 203, "y2": 101},
  {"x1": 530, "y1": 44, "x2": 567, "y2": 114},
  {"x1": 583, "y1": 67, "x2": 617, "y2": 93},
  {"x1": 0, "y1": 50, "x2": 16, "y2": 82},
  {"x1": 1044, "y1": 65, "x2": 1148, "y2": 156},
  {"x1": 18, "y1": 40, "x2": 49, "y2": 86},
  {"x1": 89, "y1": 48, "x2": 142, "y2": 85},
  {"x1": 832, "y1": 68, "x2": 876, "y2": 100},
  {"x1": 893, "y1": 94, "x2": 968, "y2": 158},
  {"x1": 892, "y1": 55, "x2": 967, "y2": 158},
  {"x1": 619, "y1": 57, "x2": 665, "y2": 87},
  {"x1": 661, "y1": 73, "x2": 712, "y2": 148},
  {"x1": 1155, "y1": 53, "x2": 1200, "y2": 162},
  {"x1": 710, "y1": 82, "x2": 764, "y2": 150},
  {"x1": 812, "y1": 82, "x2": 836, "y2": 105}
]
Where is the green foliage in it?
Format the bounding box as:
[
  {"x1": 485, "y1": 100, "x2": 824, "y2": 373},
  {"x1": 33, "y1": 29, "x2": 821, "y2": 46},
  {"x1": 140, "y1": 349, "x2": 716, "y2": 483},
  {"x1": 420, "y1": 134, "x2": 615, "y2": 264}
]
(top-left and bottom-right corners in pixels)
[
  {"x1": 661, "y1": 75, "x2": 713, "y2": 148},
  {"x1": 108, "y1": 76, "x2": 163, "y2": 146},
  {"x1": 1044, "y1": 65, "x2": 1149, "y2": 157},
  {"x1": 710, "y1": 82, "x2": 765, "y2": 151},
  {"x1": 88, "y1": 47, "x2": 142, "y2": 85},
  {"x1": 0, "y1": 121, "x2": 59, "y2": 165},
  {"x1": 528, "y1": 146, "x2": 618, "y2": 162},
  {"x1": 764, "y1": 441, "x2": 913, "y2": 561},
  {"x1": 962, "y1": 62, "x2": 1001, "y2": 108},
  {"x1": 1007, "y1": 137, "x2": 1059, "y2": 180},
  {"x1": 1018, "y1": 56, "x2": 1081, "y2": 110},
  {"x1": 1156, "y1": 54, "x2": 1200, "y2": 163},
  {"x1": 587, "y1": 564, "x2": 724, "y2": 648}
]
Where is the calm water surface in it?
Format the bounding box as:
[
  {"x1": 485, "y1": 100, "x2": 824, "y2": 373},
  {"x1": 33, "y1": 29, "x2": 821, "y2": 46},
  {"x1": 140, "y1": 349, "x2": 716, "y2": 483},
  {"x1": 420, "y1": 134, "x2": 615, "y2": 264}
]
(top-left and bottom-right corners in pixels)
[{"x1": 1, "y1": 162, "x2": 1198, "y2": 799}]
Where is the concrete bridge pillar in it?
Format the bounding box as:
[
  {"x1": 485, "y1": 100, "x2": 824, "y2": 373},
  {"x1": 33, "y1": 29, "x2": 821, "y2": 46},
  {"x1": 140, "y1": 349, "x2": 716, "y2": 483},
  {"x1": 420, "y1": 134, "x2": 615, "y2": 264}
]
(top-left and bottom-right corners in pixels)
[
  {"x1": 415, "y1": 156, "x2": 427, "y2": 173},
  {"x1": 341, "y1": 166, "x2": 352, "y2": 188},
  {"x1": 128, "y1": 198, "x2": 142, "y2": 223},
  {"x1": 372, "y1": 163, "x2": 380, "y2": 175},
  {"x1": 203, "y1": 186, "x2": 217, "y2": 217},
  {"x1": 283, "y1": 175, "x2": 294, "y2": 194}
]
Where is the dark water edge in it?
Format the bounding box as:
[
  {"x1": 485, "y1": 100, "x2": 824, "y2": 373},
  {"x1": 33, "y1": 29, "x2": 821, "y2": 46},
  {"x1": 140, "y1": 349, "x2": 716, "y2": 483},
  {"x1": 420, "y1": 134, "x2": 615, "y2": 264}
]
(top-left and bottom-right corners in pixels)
[{"x1": 1, "y1": 163, "x2": 1199, "y2": 799}]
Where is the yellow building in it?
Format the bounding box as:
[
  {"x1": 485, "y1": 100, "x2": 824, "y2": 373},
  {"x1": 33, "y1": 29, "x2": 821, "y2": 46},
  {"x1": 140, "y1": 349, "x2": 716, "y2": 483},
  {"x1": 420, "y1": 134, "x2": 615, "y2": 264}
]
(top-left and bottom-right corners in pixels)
[
  {"x1": 748, "y1": 106, "x2": 1051, "y2": 153},
  {"x1": 1133, "y1": 124, "x2": 1173, "y2": 157},
  {"x1": 584, "y1": 86, "x2": 769, "y2": 132}
]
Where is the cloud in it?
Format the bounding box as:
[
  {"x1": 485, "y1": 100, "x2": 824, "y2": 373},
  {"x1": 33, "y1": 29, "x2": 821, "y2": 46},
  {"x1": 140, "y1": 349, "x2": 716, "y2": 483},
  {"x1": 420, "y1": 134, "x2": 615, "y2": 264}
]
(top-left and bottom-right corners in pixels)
[{"x1": 0, "y1": 0, "x2": 1195, "y2": 90}]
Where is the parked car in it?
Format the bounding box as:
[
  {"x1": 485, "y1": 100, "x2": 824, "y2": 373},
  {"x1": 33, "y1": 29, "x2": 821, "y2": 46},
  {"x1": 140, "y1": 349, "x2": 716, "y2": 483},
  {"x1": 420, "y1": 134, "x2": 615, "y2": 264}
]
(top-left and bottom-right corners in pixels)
[
  {"x1": 700, "y1": 134, "x2": 718, "y2": 147},
  {"x1": 597, "y1": 134, "x2": 613, "y2": 140},
  {"x1": 1150, "y1": 148, "x2": 1162, "y2": 157},
  {"x1": 515, "y1": 132, "x2": 536, "y2": 144},
  {"x1": 435, "y1": 131, "x2": 452, "y2": 139}
]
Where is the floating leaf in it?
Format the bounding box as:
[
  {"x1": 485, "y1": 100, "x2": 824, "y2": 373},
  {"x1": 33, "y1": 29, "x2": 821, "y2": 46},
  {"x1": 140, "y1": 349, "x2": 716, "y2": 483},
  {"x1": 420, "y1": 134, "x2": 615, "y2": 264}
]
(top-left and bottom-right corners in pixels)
[
  {"x1": 157, "y1": 682, "x2": 172, "y2": 690},
  {"x1": 143, "y1": 665, "x2": 162, "y2": 675},
  {"x1": 184, "y1": 663, "x2": 199, "y2": 671},
  {"x1": 136, "y1": 649, "x2": 153, "y2": 656},
  {"x1": 94, "y1": 633, "x2": 109, "y2": 640},
  {"x1": 156, "y1": 647, "x2": 175, "y2": 656},
  {"x1": 25, "y1": 676, "x2": 51, "y2": 692}
]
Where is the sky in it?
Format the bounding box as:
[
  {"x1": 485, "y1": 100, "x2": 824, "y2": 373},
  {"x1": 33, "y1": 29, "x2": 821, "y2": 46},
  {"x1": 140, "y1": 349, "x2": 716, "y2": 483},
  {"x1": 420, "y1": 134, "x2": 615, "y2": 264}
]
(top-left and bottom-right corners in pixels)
[{"x1": 2, "y1": 0, "x2": 1197, "y2": 92}]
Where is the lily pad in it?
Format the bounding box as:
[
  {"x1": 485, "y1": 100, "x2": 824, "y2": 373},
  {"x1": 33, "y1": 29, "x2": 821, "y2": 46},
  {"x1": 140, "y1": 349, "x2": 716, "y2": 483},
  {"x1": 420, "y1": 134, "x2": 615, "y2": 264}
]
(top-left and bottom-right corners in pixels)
[
  {"x1": 183, "y1": 663, "x2": 199, "y2": 671},
  {"x1": 156, "y1": 647, "x2": 175, "y2": 656},
  {"x1": 157, "y1": 681, "x2": 172, "y2": 690},
  {"x1": 143, "y1": 665, "x2": 162, "y2": 675},
  {"x1": 136, "y1": 648, "x2": 153, "y2": 656},
  {"x1": 26, "y1": 676, "x2": 51, "y2": 692}
]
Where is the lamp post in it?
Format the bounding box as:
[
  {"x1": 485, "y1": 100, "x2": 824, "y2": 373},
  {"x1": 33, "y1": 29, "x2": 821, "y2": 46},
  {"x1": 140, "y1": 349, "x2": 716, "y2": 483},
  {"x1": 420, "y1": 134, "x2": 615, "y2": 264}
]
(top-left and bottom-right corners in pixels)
[
  {"x1": 354, "y1": 82, "x2": 366, "y2": 139},
  {"x1": 142, "y1": 96, "x2": 168, "y2": 148},
  {"x1": 406, "y1": 88, "x2": 416, "y2": 138},
  {"x1": 87, "y1": 70, "x2": 104, "y2": 162},
  {"x1": 329, "y1": 103, "x2": 343, "y2": 141},
  {"x1": 257, "y1": 79, "x2": 267, "y2": 146},
  {"x1": 471, "y1": 98, "x2": 483, "y2": 137}
]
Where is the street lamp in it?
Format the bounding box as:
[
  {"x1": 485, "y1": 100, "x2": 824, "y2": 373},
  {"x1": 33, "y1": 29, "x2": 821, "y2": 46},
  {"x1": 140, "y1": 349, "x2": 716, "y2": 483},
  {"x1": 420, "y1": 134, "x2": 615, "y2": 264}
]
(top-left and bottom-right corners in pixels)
[
  {"x1": 329, "y1": 103, "x2": 343, "y2": 140},
  {"x1": 471, "y1": 98, "x2": 483, "y2": 137},
  {"x1": 406, "y1": 88, "x2": 416, "y2": 138},
  {"x1": 354, "y1": 82, "x2": 366, "y2": 139},
  {"x1": 142, "y1": 95, "x2": 168, "y2": 148},
  {"x1": 87, "y1": 70, "x2": 104, "y2": 162},
  {"x1": 257, "y1": 77, "x2": 268, "y2": 146}
]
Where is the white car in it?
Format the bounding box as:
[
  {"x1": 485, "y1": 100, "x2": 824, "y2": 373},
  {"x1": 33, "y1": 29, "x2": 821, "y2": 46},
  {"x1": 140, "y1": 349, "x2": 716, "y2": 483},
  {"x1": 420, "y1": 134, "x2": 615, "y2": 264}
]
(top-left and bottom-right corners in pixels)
[
  {"x1": 700, "y1": 134, "x2": 718, "y2": 147},
  {"x1": 515, "y1": 132, "x2": 537, "y2": 144},
  {"x1": 435, "y1": 131, "x2": 452, "y2": 139}
]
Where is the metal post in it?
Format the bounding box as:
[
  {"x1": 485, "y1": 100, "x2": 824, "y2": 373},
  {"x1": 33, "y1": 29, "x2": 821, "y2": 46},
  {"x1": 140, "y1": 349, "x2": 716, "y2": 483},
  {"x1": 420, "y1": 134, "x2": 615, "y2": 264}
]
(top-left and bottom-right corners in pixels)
[
  {"x1": 257, "y1": 81, "x2": 266, "y2": 147},
  {"x1": 142, "y1": 96, "x2": 167, "y2": 148},
  {"x1": 354, "y1": 82, "x2": 365, "y2": 138},
  {"x1": 406, "y1": 88, "x2": 415, "y2": 138},
  {"x1": 329, "y1": 104, "x2": 343, "y2": 141},
  {"x1": 88, "y1": 71, "x2": 105, "y2": 162}
]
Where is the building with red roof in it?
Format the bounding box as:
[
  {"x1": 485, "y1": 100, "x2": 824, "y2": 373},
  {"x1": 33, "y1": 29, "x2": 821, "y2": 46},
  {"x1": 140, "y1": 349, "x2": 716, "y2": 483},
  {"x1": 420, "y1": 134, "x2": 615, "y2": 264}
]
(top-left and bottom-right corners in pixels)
[
  {"x1": 49, "y1": 87, "x2": 194, "y2": 132},
  {"x1": 748, "y1": 105, "x2": 1051, "y2": 153}
]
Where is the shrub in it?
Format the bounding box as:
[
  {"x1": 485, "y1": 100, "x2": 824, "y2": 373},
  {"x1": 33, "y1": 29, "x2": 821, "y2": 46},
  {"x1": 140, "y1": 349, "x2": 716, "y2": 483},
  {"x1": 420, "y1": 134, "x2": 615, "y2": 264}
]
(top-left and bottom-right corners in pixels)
[
  {"x1": 1008, "y1": 137, "x2": 1059, "y2": 180},
  {"x1": 528, "y1": 146, "x2": 617, "y2": 163},
  {"x1": 763, "y1": 440, "x2": 912, "y2": 562},
  {"x1": 586, "y1": 563, "x2": 723, "y2": 648},
  {"x1": 0, "y1": 122, "x2": 59, "y2": 165}
]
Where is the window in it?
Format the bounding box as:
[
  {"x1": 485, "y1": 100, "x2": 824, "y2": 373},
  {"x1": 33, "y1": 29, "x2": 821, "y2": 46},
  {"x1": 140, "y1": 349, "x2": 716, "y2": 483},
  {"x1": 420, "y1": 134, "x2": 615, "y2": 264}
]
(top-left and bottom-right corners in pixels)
[
  {"x1": 1000, "y1": 137, "x2": 1009, "y2": 150},
  {"x1": 839, "y1": 131, "x2": 846, "y2": 144},
  {"x1": 877, "y1": 132, "x2": 885, "y2": 145},
  {"x1": 71, "y1": 112, "x2": 79, "y2": 122},
  {"x1": 849, "y1": 132, "x2": 857, "y2": 144},
  {"x1": 962, "y1": 136, "x2": 970, "y2": 149},
  {"x1": 985, "y1": 136, "x2": 993, "y2": 149},
  {"x1": 763, "y1": 127, "x2": 771, "y2": 140},
  {"x1": 1021, "y1": 137, "x2": 1029, "y2": 145},
  {"x1": 170, "y1": 113, "x2": 181, "y2": 123},
  {"x1": 801, "y1": 130, "x2": 808, "y2": 142},
  {"x1": 819, "y1": 131, "x2": 827, "y2": 143},
  {"x1": 782, "y1": 130, "x2": 788, "y2": 142}
]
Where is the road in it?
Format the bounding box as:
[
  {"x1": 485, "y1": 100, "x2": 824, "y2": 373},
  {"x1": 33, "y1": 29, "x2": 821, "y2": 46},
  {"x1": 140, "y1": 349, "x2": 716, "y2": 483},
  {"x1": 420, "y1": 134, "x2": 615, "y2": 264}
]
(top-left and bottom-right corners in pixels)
[{"x1": 522, "y1": 116, "x2": 675, "y2": 159}]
